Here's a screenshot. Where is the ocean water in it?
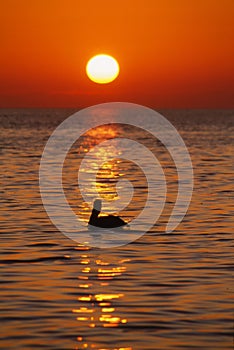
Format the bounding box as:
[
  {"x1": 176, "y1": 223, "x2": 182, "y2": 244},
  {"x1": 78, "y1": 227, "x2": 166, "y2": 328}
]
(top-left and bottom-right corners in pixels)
[{"x1": 0, "y1": 108, "x2": 233, "y2": 350}]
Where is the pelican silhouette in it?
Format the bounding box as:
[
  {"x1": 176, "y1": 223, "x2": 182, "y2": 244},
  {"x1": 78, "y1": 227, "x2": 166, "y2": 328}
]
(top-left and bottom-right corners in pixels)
[{"x1": 88, "y1": 199, "x2": 127, "y2": 228}]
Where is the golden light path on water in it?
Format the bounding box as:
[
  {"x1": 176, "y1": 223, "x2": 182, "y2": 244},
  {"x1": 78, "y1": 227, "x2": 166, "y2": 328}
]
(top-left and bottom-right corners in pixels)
[{"x1": 73, "y1": 243, "x2": 130, "y2": 349}]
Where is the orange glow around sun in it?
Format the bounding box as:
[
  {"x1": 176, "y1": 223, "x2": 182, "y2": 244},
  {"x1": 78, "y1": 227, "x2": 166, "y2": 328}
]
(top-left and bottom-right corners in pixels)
[{"x1": 0, "y1": 0, "x2": 233, "y2": 107}]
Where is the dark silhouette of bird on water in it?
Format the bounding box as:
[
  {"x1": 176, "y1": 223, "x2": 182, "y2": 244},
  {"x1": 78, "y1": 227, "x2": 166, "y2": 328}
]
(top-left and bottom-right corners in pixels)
[{"x1": 88, "y1": 199, "x2": 127, "y2": 228}]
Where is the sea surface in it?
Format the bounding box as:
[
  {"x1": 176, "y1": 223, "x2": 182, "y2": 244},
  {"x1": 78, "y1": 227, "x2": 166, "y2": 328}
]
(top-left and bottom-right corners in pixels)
[{"x1": 0, "y1": 108, "x2": 233, "y2": 350}]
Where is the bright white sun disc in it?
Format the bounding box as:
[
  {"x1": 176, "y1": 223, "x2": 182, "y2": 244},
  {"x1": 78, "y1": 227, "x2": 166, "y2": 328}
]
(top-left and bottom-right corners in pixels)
[{"x1": 86, "y1": 54, "x2": 119, "y2": 84}]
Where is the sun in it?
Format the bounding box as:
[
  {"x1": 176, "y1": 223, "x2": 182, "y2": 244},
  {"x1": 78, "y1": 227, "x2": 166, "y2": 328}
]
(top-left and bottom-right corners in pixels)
[{"x1": 86, "y1": 54, "x2": 119, "y2": 84}]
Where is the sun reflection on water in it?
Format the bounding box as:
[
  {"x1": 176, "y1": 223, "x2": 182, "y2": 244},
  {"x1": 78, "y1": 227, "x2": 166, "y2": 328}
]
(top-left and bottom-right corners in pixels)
[
  {"x1": 73, "y1": 244, "x2": 131, "y2": 350},
  {"x1": 79, "y1": 144, "x2": 126, "y2": 210}
]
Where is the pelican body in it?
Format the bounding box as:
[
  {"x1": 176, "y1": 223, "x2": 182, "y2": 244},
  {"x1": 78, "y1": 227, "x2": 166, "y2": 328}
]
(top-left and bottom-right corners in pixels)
[{"x1": 88, "y1": 199, "x2": 127, "y2": 228}]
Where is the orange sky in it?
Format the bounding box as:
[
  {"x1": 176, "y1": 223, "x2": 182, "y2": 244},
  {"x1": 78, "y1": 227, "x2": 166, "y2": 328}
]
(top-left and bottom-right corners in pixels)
[{"x1": 0, "y1": 0, "x2": 233, "y2": 108}]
